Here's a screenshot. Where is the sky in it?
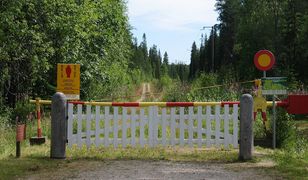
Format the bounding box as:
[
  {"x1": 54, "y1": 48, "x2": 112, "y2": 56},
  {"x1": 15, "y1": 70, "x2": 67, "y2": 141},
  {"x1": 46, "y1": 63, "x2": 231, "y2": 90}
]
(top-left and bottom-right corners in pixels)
[{"x1": 127, "y1": 0, "x2": 219, "y2": 64}]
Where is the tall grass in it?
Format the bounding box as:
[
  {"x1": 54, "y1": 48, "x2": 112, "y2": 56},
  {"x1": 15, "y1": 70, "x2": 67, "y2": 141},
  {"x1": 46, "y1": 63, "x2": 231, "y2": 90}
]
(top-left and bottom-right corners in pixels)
[
  {"x1": 0, "y1": 111, "x2": 51, "y2": 159},
  {"x1": 0, "y1": 111, "x2": 15, "y2": 159}
]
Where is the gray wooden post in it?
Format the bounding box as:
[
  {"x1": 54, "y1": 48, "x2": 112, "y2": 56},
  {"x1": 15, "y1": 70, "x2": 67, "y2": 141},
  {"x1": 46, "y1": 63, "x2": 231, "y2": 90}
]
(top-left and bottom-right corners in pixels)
[
  {"x1": 239, "y1": 94, "x2": 254, "y2": 161},
  {"x1": 51, "y1": 92, "x2": 67, "y2": 159}
]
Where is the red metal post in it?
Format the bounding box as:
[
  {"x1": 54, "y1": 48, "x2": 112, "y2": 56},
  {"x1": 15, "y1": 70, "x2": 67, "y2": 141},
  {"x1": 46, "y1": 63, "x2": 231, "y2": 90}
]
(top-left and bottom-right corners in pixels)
[{"x1": 36, "y1": 98, "x2": 42, "y2": 138}]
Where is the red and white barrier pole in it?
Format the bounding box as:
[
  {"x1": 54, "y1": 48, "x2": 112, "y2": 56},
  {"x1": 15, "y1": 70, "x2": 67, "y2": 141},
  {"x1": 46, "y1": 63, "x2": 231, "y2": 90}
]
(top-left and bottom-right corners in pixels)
[{"x1": 29, "y1": 98, "x2": 46, "y2": 145}]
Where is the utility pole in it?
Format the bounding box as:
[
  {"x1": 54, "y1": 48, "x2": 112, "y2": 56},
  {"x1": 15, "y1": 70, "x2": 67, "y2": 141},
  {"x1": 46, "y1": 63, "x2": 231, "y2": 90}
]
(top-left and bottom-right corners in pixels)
[
  {"x1": 211, "y1": 26, "x2": 215, "y2": 72},
  {"x1": 201, "y1": 25, "x2": 217, "y2": 72}
]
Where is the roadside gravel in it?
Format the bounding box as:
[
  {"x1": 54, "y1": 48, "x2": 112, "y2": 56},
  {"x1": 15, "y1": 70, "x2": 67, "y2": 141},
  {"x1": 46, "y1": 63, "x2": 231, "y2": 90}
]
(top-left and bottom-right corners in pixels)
[{"x1": 24, "y1": 160, "x2": 280, "y2": 180}]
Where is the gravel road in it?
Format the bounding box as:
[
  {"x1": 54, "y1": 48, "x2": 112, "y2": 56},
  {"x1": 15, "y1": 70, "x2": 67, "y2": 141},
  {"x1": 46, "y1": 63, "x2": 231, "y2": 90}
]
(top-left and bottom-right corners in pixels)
[{"x1": 24, "y1": 160, "x2": 280, "y2": 180}]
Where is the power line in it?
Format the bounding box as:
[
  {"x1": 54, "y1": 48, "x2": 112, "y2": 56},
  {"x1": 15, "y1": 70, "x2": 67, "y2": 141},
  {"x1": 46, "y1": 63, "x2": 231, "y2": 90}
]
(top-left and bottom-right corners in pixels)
[{"x1": 192, "y1": 80, "x2": 255, "y2": 91}]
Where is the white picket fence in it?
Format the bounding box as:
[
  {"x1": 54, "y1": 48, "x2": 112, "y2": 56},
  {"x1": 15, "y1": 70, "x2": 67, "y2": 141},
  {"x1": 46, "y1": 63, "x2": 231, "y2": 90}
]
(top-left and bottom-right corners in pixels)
[{"x1": 67, "y1": 104, "x2": 239, "y2": 149}]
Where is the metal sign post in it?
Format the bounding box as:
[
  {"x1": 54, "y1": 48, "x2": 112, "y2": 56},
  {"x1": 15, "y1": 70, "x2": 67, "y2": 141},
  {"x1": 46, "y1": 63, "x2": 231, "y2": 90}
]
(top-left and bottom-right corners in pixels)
[
  {"x1": 261, "y1": 77, "x2": 287, "y2": 149},
  {"x1": 272, "y1": 95, "x2": 276, "y2": 149},
  {"x1": 254, "y1": 50, "x2": 285, "y2": 149}
]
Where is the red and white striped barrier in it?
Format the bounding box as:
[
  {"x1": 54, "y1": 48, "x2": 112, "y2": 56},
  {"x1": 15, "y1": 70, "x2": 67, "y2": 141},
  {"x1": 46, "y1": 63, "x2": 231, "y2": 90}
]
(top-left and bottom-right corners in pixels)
[{"x1": 67, "y1": 101, "x2": 240, "y2": 107}]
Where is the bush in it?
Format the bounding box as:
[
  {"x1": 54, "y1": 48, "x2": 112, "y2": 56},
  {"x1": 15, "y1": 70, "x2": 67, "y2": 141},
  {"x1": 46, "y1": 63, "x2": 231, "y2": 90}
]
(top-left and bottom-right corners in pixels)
[
  {"x1": 11, "y1": 101, "x2": 35, "y2": 125},
  {"x1": 187, "y1": 73, "x2": 238, "y2": 102},
  {"x1": 275, "y1": 109, "x2": 297, "y2": 147},
  {"x1": 163, "y1": 81, "x2": 190, "y2": 102},
  {"x1": 160, "y1": 75, "x2": 173, "y2": 91},
  {"x1": 0, "y1": 108, "x2": 12, "y2": 128},
  {"x1": 254, "y1": 108, "x2": 299, "y2": 147},
  {"x1": 253, "y1": 115, "x2": 269, "y2": 139},
  {"x1": 0, "y1": 109, "x2": 14, "y2": 158}
]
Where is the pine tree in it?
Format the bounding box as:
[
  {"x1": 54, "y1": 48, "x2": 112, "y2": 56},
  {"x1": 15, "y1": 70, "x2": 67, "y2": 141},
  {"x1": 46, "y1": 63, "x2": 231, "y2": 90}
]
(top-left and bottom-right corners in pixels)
[
  {"x1": 189, "y1": 42, "x2": 199, "y2": 79},
  {"x1": 199, "y1": 34, "x2": 208, "y2": 73},
  {"x1": 149, "y1": 45, "x2": 159, "y2": 78},
  {"x1": 139, "y1": 33, "x2": 152, "y2": 77},
  {"x1": 140, "y1": 33, "x2": 148, "y2": 58},
  {"x1": 163, "y1": 52, "x2": 169, "y2": 65},
  {"x1": 161, "y1": 51, "x2": 169, "y2": 76}
]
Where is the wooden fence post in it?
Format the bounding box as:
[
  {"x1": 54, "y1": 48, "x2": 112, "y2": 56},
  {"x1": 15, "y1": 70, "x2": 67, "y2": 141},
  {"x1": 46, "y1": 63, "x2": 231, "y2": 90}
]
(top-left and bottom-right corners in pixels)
[
  {"x1": 51, "y1": 92, "x2": 67, "y2": 159},
  {"x1": 239, "y1": 94, "x2": 254, "y2": 160}
]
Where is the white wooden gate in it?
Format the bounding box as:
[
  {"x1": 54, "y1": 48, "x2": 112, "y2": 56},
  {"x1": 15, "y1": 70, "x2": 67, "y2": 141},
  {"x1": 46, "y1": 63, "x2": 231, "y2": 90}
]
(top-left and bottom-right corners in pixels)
[{"x1": 67, "y1": 102, "x2": 239, "y2": 149}]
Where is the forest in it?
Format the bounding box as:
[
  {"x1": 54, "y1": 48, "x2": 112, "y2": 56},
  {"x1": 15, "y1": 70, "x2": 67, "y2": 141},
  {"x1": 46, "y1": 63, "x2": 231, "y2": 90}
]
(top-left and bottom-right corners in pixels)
[
  {"x1": 0, "y1": 0, "x2": 307, "y2": 178},
  {"x1": 0, "y1": 0, "x2": 307, "y2": 120},
  {"x1": 189, "y1": 0, "x2": 308, "y2": 85}
]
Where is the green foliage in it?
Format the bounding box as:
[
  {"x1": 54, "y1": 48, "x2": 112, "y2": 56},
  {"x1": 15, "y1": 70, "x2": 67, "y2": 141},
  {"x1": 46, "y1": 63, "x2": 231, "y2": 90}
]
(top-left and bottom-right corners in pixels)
[
  {"x1": 0, "y1": 0, "x2": 135, "y2": 107},
  {"x1": 163, "y1": 81, "x2": 189, "y2": 102},
  {"x1": 0, "y1": 108, "x2": 12, "y2": 128},
  {"x1": 253, "y1": 115, "x2": 268, "y2": 139},
  {"x1": 84, "y1": 62, "x2": 134, "y2": 101},
  {"x1": 274, "y1": 109, "x2": 297, "y2": 148},
  {"x1": 160, "y1": 75, "x2": 173, "y2": 90},
  {"x1": 254, "y1": 106, "x2": 301, "y2": 148},
  {"x1": 168, "y1": 63, "x2": 189, "y2": 82},
  {"x1": 0, "y1": 127, "x2": 15, "y2": 159},
  {"x1": 188, "y1": 42, "x2": 199, "y2": 79},
  {"x1": 11, "y1": 101, "x2": 34, "y2": 124},
  {"x1": 187, "y1": 73, "x2": 238, "y2": 102},
  {"x1": 272, "y1": 135, "x2": 308, "y2": 178}
]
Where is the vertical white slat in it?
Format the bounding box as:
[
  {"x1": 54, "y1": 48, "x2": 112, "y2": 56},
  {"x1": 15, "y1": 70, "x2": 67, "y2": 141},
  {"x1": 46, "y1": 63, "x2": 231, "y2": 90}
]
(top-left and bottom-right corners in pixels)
[
  {"x1": 148, "y1": 106, "x2": 153, "y2": 147},
  {"x1": 77, "y1": 104, "x2": 82, "y2": 148},
  {"x1": 122, "y1": 107, "x2": 127, "y2": 148},
  {"x1": 233, "y1": 104, "x2": 239, "y2": 148},
  {"x1": 197, "y1": 106, "x2": 202, "y2": 148},
  {"x1": 131, "y1": 108, "x2": 136, "y2": 147},
  {"x1": 162, "y1": 108, "x2": 167, "y2": 146},
  {"x1": 188, "y1": 107, "x2": 193, "y2": 147},
  {"x1": 95, "y1": 106, "x2": 100, "y2": 147},
  {"x1": 113, "y1": 107, "x2": 119, "y2": 148},
  {"x1": 206, "y1": 106, "x2": 211, "y2": 147},
  {"x1": 215, "y1": 105, "x2": 221, "y2": 147},
  {"x1": 86, "y1": 105, "x2": 91, "y2": 148},
  {"x1": 104, "y1": 106, "x2": 110, "y2": 147},
  {"x1": 140, "y1": 108, "x2": 145, "y2": 147},
  {"x1": 224, "y1": 105, "x2": 230, "y2": 149},
  {"x1": 153, "y1": 106, "x2": 159, "y2": 146},
  {"x1": 67, "y1": 103, "x2": 73, "y2": 148},
  {"x1": 170, "y1": 107, "x2": 176, "y2": 146},
  {"x1": 179, "y1": 107, "x2": 185, "y2": 147}
]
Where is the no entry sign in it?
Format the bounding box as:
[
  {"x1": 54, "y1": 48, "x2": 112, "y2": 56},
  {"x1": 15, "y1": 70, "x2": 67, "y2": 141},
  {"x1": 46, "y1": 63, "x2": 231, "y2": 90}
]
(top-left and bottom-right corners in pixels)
[
  {"x1": 57, "y1": 64, "x2": 80, "y2": 100},
  {"x1": 254, "y1": 50, "x2": 275, "y2": 71}
]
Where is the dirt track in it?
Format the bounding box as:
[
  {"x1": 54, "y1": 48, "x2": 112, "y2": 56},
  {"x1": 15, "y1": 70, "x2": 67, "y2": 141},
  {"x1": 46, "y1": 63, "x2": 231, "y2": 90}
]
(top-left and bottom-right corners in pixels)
[
  {"x1": 24, "y1": 159, "x2": 279, "y2": 180},
  {"x1": 137, "y1": 83, "x2": 151, "y2": 102}
]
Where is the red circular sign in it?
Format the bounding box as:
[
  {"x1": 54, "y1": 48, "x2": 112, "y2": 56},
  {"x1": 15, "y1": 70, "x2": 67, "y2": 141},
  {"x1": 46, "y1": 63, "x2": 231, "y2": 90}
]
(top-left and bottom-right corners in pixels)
[{"x1": 254, "y1": 50, "x2": 275, "y2": 71}]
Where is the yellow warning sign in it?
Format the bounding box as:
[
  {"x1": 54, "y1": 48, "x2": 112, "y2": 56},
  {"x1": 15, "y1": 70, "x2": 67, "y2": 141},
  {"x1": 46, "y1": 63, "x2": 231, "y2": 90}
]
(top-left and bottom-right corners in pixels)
[{"x1": 57, "y1": 64, "x2": 80, "y2": 100}]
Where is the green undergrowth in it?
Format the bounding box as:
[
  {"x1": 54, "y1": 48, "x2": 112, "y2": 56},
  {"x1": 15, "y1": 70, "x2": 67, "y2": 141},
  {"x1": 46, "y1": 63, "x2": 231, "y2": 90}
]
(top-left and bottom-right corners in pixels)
[
  {"x1": 271, "y1": 131, "x2": 308, "y2": 179},
  {"x1": 66, "y1": 146, "x2": 238, "y2": 162},
  {"x1": 0, "y1": 144, "x2": 55, "y2": 180},
  {"x1": 272, "y1": 149, "x2": 308, "y2": 179},
  {"x1": 0, "y1": 138, "x2": 307, "y2": 179}
]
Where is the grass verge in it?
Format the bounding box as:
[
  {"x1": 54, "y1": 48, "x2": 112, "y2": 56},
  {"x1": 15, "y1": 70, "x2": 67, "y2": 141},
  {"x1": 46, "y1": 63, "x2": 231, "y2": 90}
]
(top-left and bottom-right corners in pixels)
[{"x1": 1, "y1": 139, "x2": 307, "y2": 179}]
